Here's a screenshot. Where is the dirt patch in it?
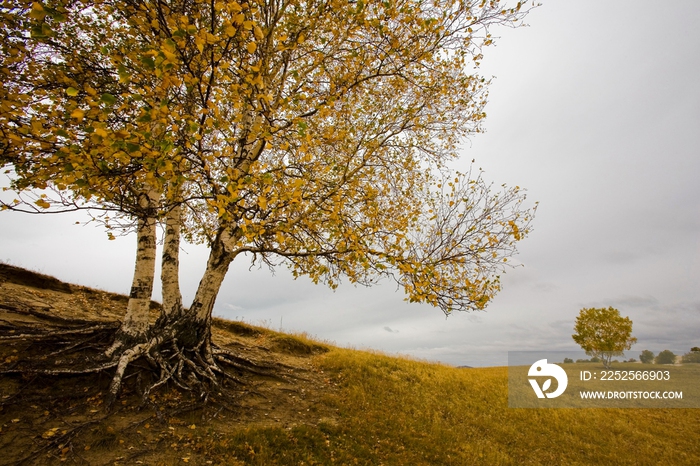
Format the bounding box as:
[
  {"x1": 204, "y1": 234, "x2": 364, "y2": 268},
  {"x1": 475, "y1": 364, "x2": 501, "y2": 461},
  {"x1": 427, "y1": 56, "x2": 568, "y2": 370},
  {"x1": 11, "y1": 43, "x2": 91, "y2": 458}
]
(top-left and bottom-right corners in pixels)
[
  {"x1": 0, "y1": 263, "x2": 73, "y2": 294},
  {"x1": 0, "y1": 265, "x2": 339, "y2": 465}
]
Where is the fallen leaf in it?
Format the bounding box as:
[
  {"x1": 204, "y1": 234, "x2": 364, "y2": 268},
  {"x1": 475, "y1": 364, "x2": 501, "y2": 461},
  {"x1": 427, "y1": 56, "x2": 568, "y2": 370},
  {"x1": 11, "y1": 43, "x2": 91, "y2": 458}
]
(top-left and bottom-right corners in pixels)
[{"x1": 42, "y1": 427, "x2": 60, "y2": 439}]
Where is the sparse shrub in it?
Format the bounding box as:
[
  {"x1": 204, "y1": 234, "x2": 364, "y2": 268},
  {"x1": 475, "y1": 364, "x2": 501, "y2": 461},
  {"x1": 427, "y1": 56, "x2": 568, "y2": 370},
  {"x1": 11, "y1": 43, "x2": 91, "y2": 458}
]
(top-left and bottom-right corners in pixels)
[
  {"x1": 640, "y1": 350, "x2": 655, "y2": 364},
  {"x1": 655, "y1": 350, "x2": 677, "y2": 365},
  {"x1": 563, "y1": 358, "x2": 574, "y2": 364}
]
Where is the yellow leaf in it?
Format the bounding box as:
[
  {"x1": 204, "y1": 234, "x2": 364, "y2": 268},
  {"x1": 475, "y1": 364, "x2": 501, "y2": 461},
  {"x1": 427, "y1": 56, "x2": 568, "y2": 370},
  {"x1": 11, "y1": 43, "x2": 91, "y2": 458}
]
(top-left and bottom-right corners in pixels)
[
  {"x1": 71, "y1": 108, "x2": 85, "y2": 120},
  {"x1": 42, "y1": 427, "x2": 60, "y2": 439},
  {"x1": 253, "y1": 25, "x2": 264, "y2": 40},
  {"x1": 162, "y1": 49, "x2": 178, "y2": 62},
  {"x1": 29, "y1": 2, "x2": 45, "y2": 20},
  {"x1": 35, "y1": 199, "x2": 51, "y2": 209},
  {"x1": 94, "y1": 128, "x2": 108, "y2": 138},
  {"x1": 246, "y1": 42, "x2": 257, "y2": 54},
  {"x1": 508, "y1": 220, "x2": 521, "y2": 240}
]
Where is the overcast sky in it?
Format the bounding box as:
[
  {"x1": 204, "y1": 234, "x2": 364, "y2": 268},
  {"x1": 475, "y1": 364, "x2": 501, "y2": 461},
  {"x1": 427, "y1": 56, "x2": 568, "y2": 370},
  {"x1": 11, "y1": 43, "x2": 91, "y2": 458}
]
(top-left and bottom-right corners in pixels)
[{"x1": 2, "y1": 1, "x2": 699, "y2": 367}]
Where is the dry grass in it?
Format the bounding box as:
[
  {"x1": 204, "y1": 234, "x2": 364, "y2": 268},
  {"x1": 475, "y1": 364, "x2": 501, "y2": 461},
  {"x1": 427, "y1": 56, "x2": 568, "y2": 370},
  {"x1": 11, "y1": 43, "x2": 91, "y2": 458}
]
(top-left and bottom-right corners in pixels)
[{"x1": 1, "y1": 263, "x2": 699, "y2": 465}]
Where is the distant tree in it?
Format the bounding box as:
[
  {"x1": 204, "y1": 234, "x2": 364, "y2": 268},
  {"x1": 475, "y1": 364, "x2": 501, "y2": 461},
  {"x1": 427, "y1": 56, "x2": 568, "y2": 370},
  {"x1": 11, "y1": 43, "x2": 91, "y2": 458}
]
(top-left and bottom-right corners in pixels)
[
  {"x1": 681, "y1": 351, "x2": 700, "y2": 364},
  {"x1": 655, "y1": 350, "x2": 677, "y2": 365},
  {"x1": 625, "y1": 358, "x2": 637, "y2": 363},
  {"x1": 572, "y1": 307, "x2": 637, "y2": 369},
  {"x1": 563, "y1": 358, "x2": 574, "y2": 364},
  {"x1": 639, "y1": 350, "x2": 655, "y2": 364},
  {"x1": 575, "y1": 357, "x2": 600, "y2": 363},
  {"x1": 691, "y1": 347, "x2": 700, "y2": 353}
]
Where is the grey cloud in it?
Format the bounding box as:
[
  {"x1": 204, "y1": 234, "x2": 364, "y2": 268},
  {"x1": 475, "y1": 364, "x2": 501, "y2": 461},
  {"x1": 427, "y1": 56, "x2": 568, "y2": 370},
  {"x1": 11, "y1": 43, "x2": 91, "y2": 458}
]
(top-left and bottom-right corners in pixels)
[
  {"x1": 532, "y1": 282, "x2": 559, "y2": 293},
  {"x1": 603, "y1": 251, "x2": 640, "y2": 265},
  {"x1": 580, "y1": 295, "x2": 661, "y2": 312},
  {"x1": 465, "y1": 314, "x2": 484, "y2": 324}
]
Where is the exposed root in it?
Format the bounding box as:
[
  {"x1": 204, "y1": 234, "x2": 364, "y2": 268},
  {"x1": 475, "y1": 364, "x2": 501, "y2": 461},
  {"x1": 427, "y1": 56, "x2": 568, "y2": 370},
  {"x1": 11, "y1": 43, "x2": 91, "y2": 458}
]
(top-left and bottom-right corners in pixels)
[
  {"x1": 105, "y1": 338, "x2": 160, "y2": 408},
  {"x1": 2, "y1": 359, "x2": 119, "y2": 376},
  {"x1": 0, "y1": 316, "x2": 283, "y2": 412},
  {"x1": 0, "y1": 322, "x2": 118, "y2": 341}
]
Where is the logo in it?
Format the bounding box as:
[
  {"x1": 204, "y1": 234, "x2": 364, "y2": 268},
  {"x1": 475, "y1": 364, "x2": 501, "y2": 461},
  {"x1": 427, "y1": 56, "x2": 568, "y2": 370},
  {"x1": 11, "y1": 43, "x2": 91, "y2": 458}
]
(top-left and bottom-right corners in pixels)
[{"x1": 528, "y1": 359, "x2": 568, "y2": 398}]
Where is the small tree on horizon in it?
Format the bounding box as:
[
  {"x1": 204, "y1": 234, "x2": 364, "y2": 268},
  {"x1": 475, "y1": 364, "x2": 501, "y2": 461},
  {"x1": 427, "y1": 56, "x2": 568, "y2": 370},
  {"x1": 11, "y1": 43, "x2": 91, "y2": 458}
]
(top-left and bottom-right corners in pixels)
[
  {"x1": 655, "y1": 350, "x2": 677, "y2": 365},
  {"x1": 572, "y1": 307, "x2": 637, "y2": 369},
  {"x1": 681, "y1": 349, "x2": 700, "y2": 364},
  {"x1": 639, "y1": 350, "x2": 655, "y2": 364}
]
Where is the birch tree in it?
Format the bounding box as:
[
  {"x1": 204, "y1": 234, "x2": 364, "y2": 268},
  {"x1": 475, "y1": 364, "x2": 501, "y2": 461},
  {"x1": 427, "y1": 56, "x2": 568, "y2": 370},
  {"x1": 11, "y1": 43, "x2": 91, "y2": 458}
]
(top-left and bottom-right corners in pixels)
[
  {"x1": 1, "y1": 0, "x2": 187, "y2": 348},
  {"x1": 1, "y1": 0, "x2": 537, "y2": 403},
  {"x1": 572, "y1": 307, "x2": 637, "y2": 369}
]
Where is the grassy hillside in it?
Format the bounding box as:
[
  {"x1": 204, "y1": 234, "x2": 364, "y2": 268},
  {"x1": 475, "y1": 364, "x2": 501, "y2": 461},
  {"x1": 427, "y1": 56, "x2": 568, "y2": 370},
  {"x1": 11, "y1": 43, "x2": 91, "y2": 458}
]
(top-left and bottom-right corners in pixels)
[{"x1": 1, "y1": 264, "x2": 699, "y2": 465}]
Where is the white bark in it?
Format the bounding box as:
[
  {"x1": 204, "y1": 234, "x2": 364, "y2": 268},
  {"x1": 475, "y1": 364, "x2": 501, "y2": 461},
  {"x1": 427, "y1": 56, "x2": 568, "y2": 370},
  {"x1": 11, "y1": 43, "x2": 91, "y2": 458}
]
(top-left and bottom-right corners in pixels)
[
  {"x1": 109, "y1": 191, "x2": 158, "y2": 354},
  {"x1": 161, "y1": 204, "x2": 182, "y2": 316},
  {"x1": 191, "y1": 252, "x2": 231, "y2": 324},
  {"x1": 121, "y1": 212, "x2": 157, "y2": 338},
  {"x1": 189, "y1": 228, "x2": 240, "y2": 324}
]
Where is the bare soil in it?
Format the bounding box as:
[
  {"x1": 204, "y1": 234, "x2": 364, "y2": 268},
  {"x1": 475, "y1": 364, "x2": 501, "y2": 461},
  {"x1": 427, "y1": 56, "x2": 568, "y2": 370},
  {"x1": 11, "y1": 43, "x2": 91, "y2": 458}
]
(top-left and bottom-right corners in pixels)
[{"x1": 0, "y1": 263, "x2": 338, "y2": 465}]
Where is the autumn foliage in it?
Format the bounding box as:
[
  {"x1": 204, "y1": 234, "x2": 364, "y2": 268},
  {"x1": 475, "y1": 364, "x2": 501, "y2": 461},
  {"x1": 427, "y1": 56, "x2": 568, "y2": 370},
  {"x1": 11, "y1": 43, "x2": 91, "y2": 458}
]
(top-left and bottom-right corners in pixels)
[
  {"x1": 1, "y1": 0, "x2": 536, "y2": 402},
  {"x1": 572, "y1": 307, "x2": 637, "y2": 369}
]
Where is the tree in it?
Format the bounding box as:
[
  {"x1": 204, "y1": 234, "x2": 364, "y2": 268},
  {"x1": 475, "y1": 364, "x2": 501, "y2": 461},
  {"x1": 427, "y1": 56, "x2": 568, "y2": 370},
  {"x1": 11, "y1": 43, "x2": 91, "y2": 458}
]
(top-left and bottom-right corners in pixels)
[
  {"x1": 0, "y1": 0, "x2": 187, "y2": 350},
  {"x1": 639, "y1": 349, "x2": 654, "y2": 364},
  {"x1": 1, "y1": 0, "x2": 536, "y2": 404},
  {"x1": 572, "y1": 307, "x2": 637, "y2": 369},
  {"x1": 681, "y1": 349, "x2": 700, "y2": 364},
  {"x1": 655, "y1": 350, "x2": 676, "y2": 365}
]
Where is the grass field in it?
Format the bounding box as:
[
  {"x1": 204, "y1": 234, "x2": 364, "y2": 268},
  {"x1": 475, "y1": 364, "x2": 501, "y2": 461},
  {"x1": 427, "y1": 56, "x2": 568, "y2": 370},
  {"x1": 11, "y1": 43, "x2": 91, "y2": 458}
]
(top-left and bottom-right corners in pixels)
[
  {"x1": 188, "y1": 347, "x2": 700, "y2": 465},
  {"x1": 1, "y1": 264, "x2": 699, "y2": 465}
]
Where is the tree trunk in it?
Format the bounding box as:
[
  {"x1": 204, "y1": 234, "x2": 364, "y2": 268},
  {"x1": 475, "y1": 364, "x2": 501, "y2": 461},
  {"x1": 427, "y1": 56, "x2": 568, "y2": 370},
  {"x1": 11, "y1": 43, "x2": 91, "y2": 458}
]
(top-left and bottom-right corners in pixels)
[
  {"x1": 161, "y1": 204, "x2": 182, "y2": 316},
  {"x1": 159, "y1": 227, "x2": 239, "y2": 348},
  {"x1": 105, "y1": 227, "x2": 245, "y2": 405},
  {"x1": 106, "y1": 192, "x2": 157, "y2": 357},
  {"x1": 121, "y1": 214, "x2": 157, "y2": 338}
]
